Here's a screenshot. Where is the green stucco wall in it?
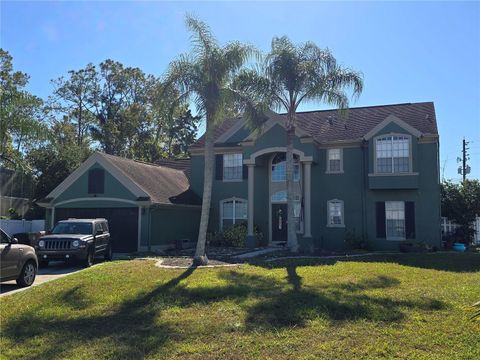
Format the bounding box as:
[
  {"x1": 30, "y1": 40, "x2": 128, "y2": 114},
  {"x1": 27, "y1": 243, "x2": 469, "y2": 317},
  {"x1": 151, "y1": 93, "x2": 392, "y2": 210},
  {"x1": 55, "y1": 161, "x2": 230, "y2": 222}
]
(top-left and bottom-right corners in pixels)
[
  {"x1": 149, "y1": 206, "x2": 201, "y2": 246},
  {"x1": 190, "y1": 119, "x2": 441, "y2": 252},
  {"x1": 54, "y1": 163, "x2": 137, "y2": 205},
  {"x1": 48, "y1": 160, "x2": 201, "y2": 250}
]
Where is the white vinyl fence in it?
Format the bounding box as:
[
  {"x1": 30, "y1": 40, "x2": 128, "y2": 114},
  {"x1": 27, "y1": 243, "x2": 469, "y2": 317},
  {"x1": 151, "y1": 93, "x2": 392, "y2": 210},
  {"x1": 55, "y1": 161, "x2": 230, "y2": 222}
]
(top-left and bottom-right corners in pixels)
[
  {"x1": 0, "y1": 219, "x2": 45, "y2": 237},
  {"x1": 441, "y1": 216, "x2": 480, "y2": 244}
]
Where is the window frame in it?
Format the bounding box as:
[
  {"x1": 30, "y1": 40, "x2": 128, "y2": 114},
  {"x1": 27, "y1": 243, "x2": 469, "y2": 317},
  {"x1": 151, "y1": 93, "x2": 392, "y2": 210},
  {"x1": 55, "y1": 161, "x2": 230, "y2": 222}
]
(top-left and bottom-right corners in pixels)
[
  {"x1": 271, "y1": 153, "x2": 301, "y2": 183},
  {"x1": 373, "y1": 134, "x2": 413, "y2": 174},
  {"x1": 326, "y1": 199, "x2": 345, "y2": 227},
  {"x1": 325, "y1": 148, "x2": 344, "y2": 174},
  {"x1": 219, "y1": 197, "x2": 248, "y2": 231},
  {"x1": 222, "y1": 153, "x2": 243, "y2": 182},
  {"x1": 385, "y1": 201, "x2": 406, "y2": 240}
]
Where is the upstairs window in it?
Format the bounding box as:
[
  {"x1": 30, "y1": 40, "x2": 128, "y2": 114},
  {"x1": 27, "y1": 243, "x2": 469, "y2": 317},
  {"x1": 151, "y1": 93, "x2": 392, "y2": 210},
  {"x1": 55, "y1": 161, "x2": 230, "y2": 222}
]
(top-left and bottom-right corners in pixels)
[
  {"x1": 220, "y1": 198, "x2": 247, "y2": 230},
  {"x1": 88, "y1": 168, "x2": 105, "y2": 194},
  {"x1": 327, "y1": 199, "x2": 344, "y2": 227},
  {"x1": 375, "y1": 135, "x2": 410, "y2": 173},
  {"x1": 327, "y1": 149, "x2": 343, "y2": 173},
  {"x1": 271, "y1": 153, "x2": 300, "y2": 182},
  {"x1": 223, "y1": 153, "x2": 243, "y2": 181}
]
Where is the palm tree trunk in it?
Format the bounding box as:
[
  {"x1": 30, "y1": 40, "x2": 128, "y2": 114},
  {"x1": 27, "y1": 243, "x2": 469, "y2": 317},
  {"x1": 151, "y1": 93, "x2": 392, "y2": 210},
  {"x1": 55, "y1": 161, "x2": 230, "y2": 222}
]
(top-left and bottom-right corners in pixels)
[
  {"x1": 194, "y1": 117, "x2": 214, "y2": 265},
  {"x1": 286, "y1": 114, "x2": 299, "y2": 253}
]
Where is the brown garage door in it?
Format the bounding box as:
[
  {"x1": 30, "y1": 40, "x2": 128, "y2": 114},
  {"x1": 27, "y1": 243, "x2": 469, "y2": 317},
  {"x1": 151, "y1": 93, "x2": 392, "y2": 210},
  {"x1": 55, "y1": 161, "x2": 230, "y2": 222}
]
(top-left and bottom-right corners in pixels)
[{"x1": 55, "y1": 207, "x2": 138, "y2": 253}]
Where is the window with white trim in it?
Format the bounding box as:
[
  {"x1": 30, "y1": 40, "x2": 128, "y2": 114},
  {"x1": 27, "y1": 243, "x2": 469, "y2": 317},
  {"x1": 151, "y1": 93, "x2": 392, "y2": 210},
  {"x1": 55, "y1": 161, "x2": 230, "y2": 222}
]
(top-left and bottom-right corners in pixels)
[
  {"x1": 375, "y1": 135, "x2": 410, "y2": 173},
  {"x1": 220, "y1": 198, "x2": 247, "y2": 230},
  {"x1": 327, "y1": 199, "x2": 344, "y2": 227},
  {"x1": 223, "y1": 153, "x2": 243, "y2": 180},
  {"x1": 327, "y1": 149, "x2": 342, "y2": 173},
  {"x1": 271, "y1": 153, "x2": 300, "y2": 182},
  {"x1": 385, "y1": 201, "x2": 405, "y2": 240}
]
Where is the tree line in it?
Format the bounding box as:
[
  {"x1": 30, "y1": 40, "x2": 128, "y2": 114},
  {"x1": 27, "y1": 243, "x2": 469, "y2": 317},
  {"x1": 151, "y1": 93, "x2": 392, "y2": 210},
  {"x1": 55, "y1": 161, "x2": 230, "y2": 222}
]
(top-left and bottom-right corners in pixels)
[{"x1": 0, "y1": 49, "x2": 200, "y2": 216}]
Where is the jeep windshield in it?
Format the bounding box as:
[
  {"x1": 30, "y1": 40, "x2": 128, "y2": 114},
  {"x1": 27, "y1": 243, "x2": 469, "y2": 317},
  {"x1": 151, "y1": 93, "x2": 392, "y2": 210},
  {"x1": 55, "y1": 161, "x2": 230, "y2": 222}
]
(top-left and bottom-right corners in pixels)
[{"x1": 52, "y1": 222, "x2": 92, "y2": 235}]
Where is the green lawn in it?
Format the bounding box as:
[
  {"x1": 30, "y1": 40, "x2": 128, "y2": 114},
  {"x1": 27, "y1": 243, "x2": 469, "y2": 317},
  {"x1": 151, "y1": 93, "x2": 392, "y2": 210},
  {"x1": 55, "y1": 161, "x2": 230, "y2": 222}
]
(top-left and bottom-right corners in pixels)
[{"x1": 1, "y1": 253, "x2": 479, "y2": 359}]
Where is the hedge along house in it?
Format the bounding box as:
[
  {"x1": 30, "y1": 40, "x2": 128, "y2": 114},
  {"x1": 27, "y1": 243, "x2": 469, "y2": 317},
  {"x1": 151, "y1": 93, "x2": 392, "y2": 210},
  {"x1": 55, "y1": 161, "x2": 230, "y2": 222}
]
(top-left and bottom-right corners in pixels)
[
  {"x1": 189, "y1": 102, "x2": 441, "y2": 251},
  {"x1": 37, "y1": 152, "x2": 201, "y2": 253}
]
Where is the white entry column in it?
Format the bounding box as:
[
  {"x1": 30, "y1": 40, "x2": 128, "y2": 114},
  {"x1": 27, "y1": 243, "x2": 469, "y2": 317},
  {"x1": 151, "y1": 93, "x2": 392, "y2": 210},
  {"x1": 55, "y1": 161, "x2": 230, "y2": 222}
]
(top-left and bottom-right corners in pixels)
[{"x1": 303, "y1": 161, "x2": 312, "y2": 238}]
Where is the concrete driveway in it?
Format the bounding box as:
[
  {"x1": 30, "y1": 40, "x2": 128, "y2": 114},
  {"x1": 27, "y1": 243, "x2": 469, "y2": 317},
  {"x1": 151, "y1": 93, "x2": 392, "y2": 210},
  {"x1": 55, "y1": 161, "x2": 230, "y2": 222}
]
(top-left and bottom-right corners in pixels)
[{"x1": 0, "y1": 261, "x2": 85, "y2": 297}]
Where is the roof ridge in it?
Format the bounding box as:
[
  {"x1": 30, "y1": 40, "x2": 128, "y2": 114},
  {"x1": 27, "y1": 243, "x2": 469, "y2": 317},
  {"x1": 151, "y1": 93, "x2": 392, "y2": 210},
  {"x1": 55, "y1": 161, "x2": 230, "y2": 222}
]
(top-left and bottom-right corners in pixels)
[
  {"x1": 99, "y1": 152, "x2": 186, "y2": 174},
  {"x1": 278, "y1": 101, "x2": 434, "y2": 115}
]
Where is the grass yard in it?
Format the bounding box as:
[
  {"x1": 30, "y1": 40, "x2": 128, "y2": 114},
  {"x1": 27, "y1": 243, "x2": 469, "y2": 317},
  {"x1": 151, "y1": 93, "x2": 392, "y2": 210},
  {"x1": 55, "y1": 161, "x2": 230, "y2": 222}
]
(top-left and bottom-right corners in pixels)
[{"x1": 1, "y1": 253, "x2": 479, "y2": 359}]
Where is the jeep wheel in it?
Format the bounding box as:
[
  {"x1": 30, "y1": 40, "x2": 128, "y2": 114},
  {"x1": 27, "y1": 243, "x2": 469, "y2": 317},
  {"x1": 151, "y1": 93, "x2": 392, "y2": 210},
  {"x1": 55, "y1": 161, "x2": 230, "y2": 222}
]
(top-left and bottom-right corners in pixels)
[
  {"x1": 16, "y1": 261, "x2": 37, "y2": 287},
  {"x1": 84, "y1": 248, "x2": 95, "y2": 268},
  {"x1": 104, "y1": 245, "x2": 113, "y2": 261}
]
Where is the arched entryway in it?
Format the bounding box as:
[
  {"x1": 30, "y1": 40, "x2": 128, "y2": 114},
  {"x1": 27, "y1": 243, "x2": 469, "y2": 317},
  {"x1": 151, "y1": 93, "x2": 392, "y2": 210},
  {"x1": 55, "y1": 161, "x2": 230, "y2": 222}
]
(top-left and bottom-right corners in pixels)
[
  {"x1": 243, "y1": 147, "x2": 313, "y2": 246},
  {"x1": 269, "y1": 153, "x2": 302, "y2": 243}
]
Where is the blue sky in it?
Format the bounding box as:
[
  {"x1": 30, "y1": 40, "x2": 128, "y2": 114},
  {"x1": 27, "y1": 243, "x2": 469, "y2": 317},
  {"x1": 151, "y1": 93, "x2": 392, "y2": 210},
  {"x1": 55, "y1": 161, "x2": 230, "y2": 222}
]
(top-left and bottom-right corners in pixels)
[{"x1": 1, "y1": 1, "x2": 479, "y2": 181}]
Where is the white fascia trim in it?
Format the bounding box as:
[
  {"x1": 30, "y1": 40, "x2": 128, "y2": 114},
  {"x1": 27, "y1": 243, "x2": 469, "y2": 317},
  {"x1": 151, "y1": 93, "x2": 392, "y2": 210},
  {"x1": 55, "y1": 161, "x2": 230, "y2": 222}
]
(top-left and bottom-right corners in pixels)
[
  {"x1": 47, "y1": 152, "x2": 150, "y2": 201},
  {"x1": 243, "y1": 116, "x2": 311, "y2": 142},
  {"x1": 363, "y1": 115, "x2": 423, "y2": 140},
  {"x1": 215, "y1": 118, "x2": 246, "y2": 143},
  {"x1": 54, "y1": 197, "x2": 148, "y2": 207},
  {"x1": 244, "y1": 146, "x2": 313, "y2": 165},
  {"x1": 190, "y1": 146, "x2": 243, "y2": 155}
]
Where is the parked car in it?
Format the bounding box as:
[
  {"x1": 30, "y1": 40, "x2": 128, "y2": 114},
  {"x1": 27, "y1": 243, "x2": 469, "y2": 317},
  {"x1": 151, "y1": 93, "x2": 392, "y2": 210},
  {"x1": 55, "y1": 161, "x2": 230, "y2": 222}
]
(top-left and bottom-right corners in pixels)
[
  {"x1": 1, "y1": 228, "x2": 38, "y2": 287},
  {"x1": 36, "y1": 218, "x2": 112, "y2": 267}
]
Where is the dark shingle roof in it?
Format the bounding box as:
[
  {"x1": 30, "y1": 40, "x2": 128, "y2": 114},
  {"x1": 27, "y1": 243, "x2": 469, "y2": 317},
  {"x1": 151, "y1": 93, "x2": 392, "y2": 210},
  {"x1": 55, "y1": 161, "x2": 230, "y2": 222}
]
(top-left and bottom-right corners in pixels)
[
  {"x1": 190, "y1": 117, "x2": 241, "y2": 149},
  {"x1": 154, "y1": 158, "x2": 192, "y2": 178},
  {"x1": 100, "y1": 153, "x2": 200, "y2": 206},
  {"x1": 191, "y1": 102, "x2": 438, "y2": 148}
]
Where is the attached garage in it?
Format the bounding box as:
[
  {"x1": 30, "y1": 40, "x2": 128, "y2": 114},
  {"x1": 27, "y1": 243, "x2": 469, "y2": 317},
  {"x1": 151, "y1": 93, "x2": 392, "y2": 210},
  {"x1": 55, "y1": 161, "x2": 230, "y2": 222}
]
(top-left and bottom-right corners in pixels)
[
  {"x1": 55, "y1": 207, "x2": 138, "y2": 252},
  {"x1": 38, "y1": 152, "x2": 201, "y2": 253}
]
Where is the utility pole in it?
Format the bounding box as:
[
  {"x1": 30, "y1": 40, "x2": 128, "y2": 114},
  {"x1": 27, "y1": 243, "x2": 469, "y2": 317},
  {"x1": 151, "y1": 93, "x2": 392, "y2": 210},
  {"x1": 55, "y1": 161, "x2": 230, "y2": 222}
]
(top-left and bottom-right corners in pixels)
[{"x1": 457, "y1": 138, "x2": 471, "y2": 183}]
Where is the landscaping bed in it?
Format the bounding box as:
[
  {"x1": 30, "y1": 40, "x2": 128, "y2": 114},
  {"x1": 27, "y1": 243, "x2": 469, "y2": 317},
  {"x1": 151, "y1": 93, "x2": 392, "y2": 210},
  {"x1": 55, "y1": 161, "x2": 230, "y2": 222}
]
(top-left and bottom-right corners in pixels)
[
  {"x1": 157, "y1": 256, "x2": 240, "y2": 267},
  {"x1": 1, "y1": 253, "x2": 479, "y2": 359}
]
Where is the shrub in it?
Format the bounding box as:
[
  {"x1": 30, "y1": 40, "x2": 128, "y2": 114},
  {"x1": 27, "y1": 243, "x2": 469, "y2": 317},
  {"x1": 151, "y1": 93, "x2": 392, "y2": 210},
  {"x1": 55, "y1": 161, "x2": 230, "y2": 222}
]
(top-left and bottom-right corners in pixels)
[
  {"x1": 223, "y1": 223, "x2": 248, "y2": 247},
  {"x1": 206, "y1": 232, "x2": 224, "y2": 247},
  {"x1": 210, "y1": 223, "x2": 264, "y2": 247},
  {"x1": 344, "y1": 229, "x2": 371, "y2": 251}
]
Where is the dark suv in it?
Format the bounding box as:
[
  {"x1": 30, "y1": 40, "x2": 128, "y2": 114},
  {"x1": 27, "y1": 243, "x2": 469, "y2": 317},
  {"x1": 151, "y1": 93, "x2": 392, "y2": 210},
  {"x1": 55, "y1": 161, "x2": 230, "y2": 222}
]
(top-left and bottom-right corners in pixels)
[{"x1": 36, "y1": 219, "x2": 112, "y2": 267}]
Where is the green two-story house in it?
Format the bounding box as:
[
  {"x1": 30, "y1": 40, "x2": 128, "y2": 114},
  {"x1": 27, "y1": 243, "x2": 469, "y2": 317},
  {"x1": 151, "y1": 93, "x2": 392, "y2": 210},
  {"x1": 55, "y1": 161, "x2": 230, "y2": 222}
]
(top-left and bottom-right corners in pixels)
[
  {"x1": 189, "y1": 101, "x2": 441, "y2": 251},
  {"x1": 41, "y1": 101, "x2": 441, "y2": 253}
]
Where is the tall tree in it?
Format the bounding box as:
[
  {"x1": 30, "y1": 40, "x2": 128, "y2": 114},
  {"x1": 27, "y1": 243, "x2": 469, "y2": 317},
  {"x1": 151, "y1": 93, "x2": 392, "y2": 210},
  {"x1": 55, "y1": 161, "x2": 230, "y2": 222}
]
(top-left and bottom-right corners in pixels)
[
  {"x1": 149, "y1": 82, "x2": 201, "y2": 161},
  {"x1": 50, "y1": 64, "x2": 97, "y2": 146},
  {"x1": 0, "y1": 49, "x2": 48, "y2": 170},
  {"x1": 89, "y1": 60, "x2": 156, "y2": 156},
  {"x1": 26, "y1": 117, "x2": 92, "y2": 218},
  {"x1": 235, "y1": 37, "x2": 363, "y2": 252},
  {"x1": 167, "y1": 16, "x2": 254, "y2": 265}
]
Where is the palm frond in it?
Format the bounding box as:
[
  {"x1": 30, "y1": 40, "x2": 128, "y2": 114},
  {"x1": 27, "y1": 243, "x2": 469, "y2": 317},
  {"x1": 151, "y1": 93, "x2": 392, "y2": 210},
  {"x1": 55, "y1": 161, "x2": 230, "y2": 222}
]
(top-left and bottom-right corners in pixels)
[{"x1": 185, "y1": 14, "x2": 218, "y2": 59}]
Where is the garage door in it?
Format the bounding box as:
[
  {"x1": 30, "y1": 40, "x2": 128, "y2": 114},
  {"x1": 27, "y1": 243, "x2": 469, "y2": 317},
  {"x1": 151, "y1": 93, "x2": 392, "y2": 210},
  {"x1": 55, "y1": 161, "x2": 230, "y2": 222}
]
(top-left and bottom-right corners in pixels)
[{"x1": 55, "y1": 207, "x2": 138, "y2": 253}]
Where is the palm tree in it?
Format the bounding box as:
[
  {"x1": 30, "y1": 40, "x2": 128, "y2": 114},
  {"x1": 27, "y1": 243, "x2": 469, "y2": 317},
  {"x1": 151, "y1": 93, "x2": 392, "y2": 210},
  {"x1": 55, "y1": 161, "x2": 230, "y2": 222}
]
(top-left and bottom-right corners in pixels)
[
  {"x1": 166, "y1": 16, "x2": 254, "y2": 265},
  {"x1": 235, "y1": 37, "x2": 363, "y2": 252}
]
